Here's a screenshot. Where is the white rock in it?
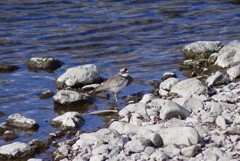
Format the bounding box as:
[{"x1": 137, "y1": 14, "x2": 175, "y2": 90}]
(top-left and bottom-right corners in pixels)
[
  {"x1": 140, "y1": 93, "x2": 158, "y2": 104},
  {"x1": 234, "y1": 115, "x2": 240, "y2": 124},
  {"x1": 160, "y1": 100, "x2": 190, "y2": 120},
  {"x1": 205, "y1": 102, "x2": 236, "y2": 114},
  {"x1": 53, "y1": 90, "x2": 93, "y2": 105},
  {"x1": 28, "y1": 159, "x2": 44, "y2": 161},
  {"x1": 129, "y1": 113, "x2": 144, "y2": 125},
  {"x1": 119, "y1": 102, "x2": 149, "y2": 120},
  {"x1": 170, "y1": 78, "x2": 207, "y2": 97},
  {"x1": 6, "y1": 113, "x2": 38, "y2": 129},
  {"x1": 90, "y1": 155, "x2": 105, "y2": 161},
  {"x1": 162, "y1": 144, "x2": 181, "y2": 158},
  {"x1": 158, "y1": 88, "x2": 169, "y2": 96},
  {"x1": 181, "y1": 145, "x2": 200, "y2": 157},
  {"x1": 55, "y1": 64, "x2": 100, "y2": 88},
  {"x1": 227, "y1": 64, "x2": 240, "y2": 79},
  {"x1": 124, "y1": 136, "x2": 151, "y2": 153},
  {"x1": 158, "y1": 126, "x2": 201, "y2": 146},
  {"x1": 51, "y1": 112, "x2": 84, "y2": 130},
  {"x1": 53, "y1": 145, "x2": 71, "y2": 161},
  {"x1": 159, "y1": 77, "x2": 181, "y2": 91},
  {"x1": 206, "y1": 71, "x2": 229, "y2": 86},
  {"x1": 149, "y1": 149, "x2": 170, "y2": 161},
  {"x1": 138, "y1": 127, "x2": 163, "y2": 147},
  {"x1": 215, "y1": 40, "x2": 240, "y2": 68},
  {"x1": 0, "y1": 142, "x2": 33, "y2": 158}
]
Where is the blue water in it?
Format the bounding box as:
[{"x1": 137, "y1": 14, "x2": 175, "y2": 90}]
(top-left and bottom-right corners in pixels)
[{"x1": 0, "y1": 0, "x2": 239, "y2": 159}]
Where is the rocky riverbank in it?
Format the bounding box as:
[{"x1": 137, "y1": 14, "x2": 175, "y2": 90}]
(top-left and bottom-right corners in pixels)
[{"x1": 0, "y1": 40, "x2": 240, "y2": 161}]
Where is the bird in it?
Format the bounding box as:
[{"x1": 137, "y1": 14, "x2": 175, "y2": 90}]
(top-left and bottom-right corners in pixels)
[{"x1": 93, "y1": 68, "x2": 133, "y2": 102}]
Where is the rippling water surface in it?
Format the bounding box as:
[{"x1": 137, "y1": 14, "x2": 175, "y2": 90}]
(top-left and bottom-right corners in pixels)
[{"x1": 0, "y1": 0, "x2": 239, "y2": 159}]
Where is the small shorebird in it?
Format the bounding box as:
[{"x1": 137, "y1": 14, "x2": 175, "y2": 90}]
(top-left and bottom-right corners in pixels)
[{"x1": 94, "y1": 68, "x2": 133, "y2": 102}]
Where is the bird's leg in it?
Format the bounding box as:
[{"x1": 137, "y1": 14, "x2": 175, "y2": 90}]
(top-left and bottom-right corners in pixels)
[{"x1": 112, "y1": 92, "x2": 118, "y2": 102}]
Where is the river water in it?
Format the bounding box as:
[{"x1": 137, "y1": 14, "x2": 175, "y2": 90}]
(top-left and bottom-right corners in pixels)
[{"x1": 0, "y1": 0, "x2": 239, "y2": 159}]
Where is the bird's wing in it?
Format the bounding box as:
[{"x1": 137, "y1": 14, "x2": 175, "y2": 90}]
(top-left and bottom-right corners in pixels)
[
  {"x1": 126, "y1": 75, "x2": 133, "y2": 86},
  {"x1": 94, "y1": 74, "x2": 126, "y2": 92}
]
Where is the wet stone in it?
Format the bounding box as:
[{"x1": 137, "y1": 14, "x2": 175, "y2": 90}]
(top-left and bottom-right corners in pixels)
[
  {"x1": 0, "y1": 64, "x2": 19, "y2": 73},
  {"x1": 0, "y1": 142, "x2": 34, "y2": 160},
  {"x1": 182, "y1": 41, "x2": 223, "y2": 59},
  {"x1": 53, "y1": 90, "x2": 93, "y2": 106},
  {"x1": 39, "y1": 90, "x2": 54, "y2": 99},
  {"x1": 25, "y1": 57, "x2": 64, "y2": 70},
  {"x1": 3, "y1": 130, "x2": 18, "y2": 141},
  {"x1": 6, "y1": 113, "x2": 39, "y2": 129},
  {"x1": 51, "y1": 112, "x2": 85, "y2": 130}
]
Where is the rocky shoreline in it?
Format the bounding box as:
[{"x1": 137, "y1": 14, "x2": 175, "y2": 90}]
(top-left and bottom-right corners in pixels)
[{"x1": 0, "y1": 40, "x2": 240, "y2": 161}]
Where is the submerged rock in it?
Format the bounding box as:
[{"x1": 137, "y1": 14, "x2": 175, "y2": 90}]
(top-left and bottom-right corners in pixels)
[
  {"x1": 0, "y1": 64, "x2": 19, "y2": 73},
  {"x1": 53, "y1": 90, "x2": 93, "y2": 106},
  {"x1": 0, "y1": 142, "x2": 34, "y2": 160},
  {"x1": 39, "y1": 90, "x2": 54, "y2": 99},
  {"x1": 6, "y1": 113, "x2": 39, "y2": 129},
  {"x1": 25, "y1": 57, "x2": 64, "y2": 70},
  {"x1": 51, "y1": 112, "x2": 85, "y2": 130},
  {"x1": 182, "y1": 41, "x2": 223, "y2": 59},
  {"x1": 55, "y1": 64, "x2": 101, "y2": 89}
]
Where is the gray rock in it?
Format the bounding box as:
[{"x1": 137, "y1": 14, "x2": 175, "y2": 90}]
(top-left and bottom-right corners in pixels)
[
  {"x1": 211, "y1": 92, "x2": 238, "y2": 103},
  {"x1": 181, "y1": 145, "x2": 200, "y2": 157},
  {"x1": 202, "y1": 147, "x2": 230, "y2": 161},
  {"x1": 150, "y1": 149, "x2": 170, "y2": 161},
  {"x1": 144, "y1": 147, "x2": 155, "y2": 156},
  {"x1": 182, "y1": 41, "x2": 223, "y2": 59},
  {"x1": 215, "y1": 40, "x2": 240, "y2": 68},
  {"x1": 201, "y1": 112, "x2": 217, "y2": 123},
  {"x1": 162, "y1": 144, "x2": 181, "y2": 158},
  {"x1": 109, "y1": 121, "x2": 163, "y2": 147},
  {"x1": 170, "y1": 78, "x2": 207, "y2": 97},
  {"x1": 158, "y1": 126, "x2": 201, "y2": 146},
  {"x1": 234, "y1": 115, "x2": 240, "y2": 124},
  {"x1": 174, "y1": 97, "x2": 204, "y2": 113},
  {"x1": 215, "y1": 116, "x2": 227, "y2": 129},
  {"x1": 227, "y1": 64, "x2": 240, "y2": 79},
  {"x1": 51, "y1": 112, "x2": 84, "y2": 130},
  {"x1": 53, "y1": 90, "x2": 93, "y2": 105},
  {"x1": 55, "y1": 64, "x2": 100, "y2": 88},
  {"x1": 205, "y1": 102, "x2": 236, "y2": 114},
  {"x1": 25, "y1": 57, "x2": 64, "y2": 70},
  {"x1": 6, "y1": 113, "x2": 39, "y2": 129},
  {"x1": 53, "y1": 145, "x2": 71, "y2": 161},
  {"x1": 160, "y1": 100, "x2": 190, "y2": 120},
  {"x1": 159, "y1": 77, "x2": 181, "y2": 91},
  {"x1": 0, "y1": 142, "x2": 34, "y2": 160},
  {"x1": 206, "y1": 71, "x2": 229, "y2": 86},
  {"x1": 124, "y1": 136, "x2": 152, "y2": 153}
]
